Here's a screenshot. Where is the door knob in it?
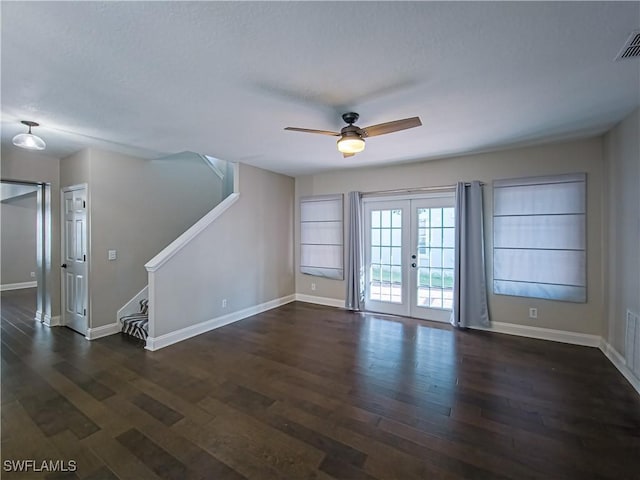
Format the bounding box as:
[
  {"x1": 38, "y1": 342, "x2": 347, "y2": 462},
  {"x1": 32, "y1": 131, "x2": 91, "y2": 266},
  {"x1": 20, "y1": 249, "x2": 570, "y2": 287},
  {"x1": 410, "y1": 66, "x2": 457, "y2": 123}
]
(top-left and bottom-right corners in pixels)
[
  {"x1": 411, "y1": 263, "x2": 417, "y2": 268},
  {"x1": 411, "y1": 254, "x2": 417, "y2": 259},
  {"x1": 61, "y1": 263, "x2": 67, "y2": 269}
]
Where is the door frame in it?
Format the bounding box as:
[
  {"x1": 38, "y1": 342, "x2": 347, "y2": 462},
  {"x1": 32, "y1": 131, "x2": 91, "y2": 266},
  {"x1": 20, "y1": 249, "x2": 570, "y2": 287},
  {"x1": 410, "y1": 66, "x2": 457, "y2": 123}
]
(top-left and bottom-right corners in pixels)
[
  {"x1": 362, "y1": 192, "x2": 455, "y2": 322},
  {"x1": 60, "y1": 183, "x2": 90, "y2": 335},
  {"x1": 0, "y1": 179, "x2": 52, "y2": 324}
]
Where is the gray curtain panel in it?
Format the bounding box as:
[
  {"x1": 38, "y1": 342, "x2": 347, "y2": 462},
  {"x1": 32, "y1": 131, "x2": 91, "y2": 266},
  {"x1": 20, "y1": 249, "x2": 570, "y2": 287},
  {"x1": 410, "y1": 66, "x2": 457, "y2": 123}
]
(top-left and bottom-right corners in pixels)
[
  {"x1": 450, "y1": 181, "x2": 490, "y2": 328},
  {"x1": 345, "y1": 191, "x2": 364, "y2": 310}
]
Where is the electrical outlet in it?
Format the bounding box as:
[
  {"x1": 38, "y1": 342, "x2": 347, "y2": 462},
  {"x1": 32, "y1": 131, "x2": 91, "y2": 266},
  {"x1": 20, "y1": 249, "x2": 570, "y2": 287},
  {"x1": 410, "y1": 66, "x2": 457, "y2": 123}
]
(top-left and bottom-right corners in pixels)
[
  {"x1": 30, "y1": 271, "x2": 36, "y2": 278},
  {"x1": 311, "y1": 283, "x2": 316, "y2": 291},
  {"x1": 222, "y1": 299, "x2": 227, "y2": 308},
  {"x1": 529, "y1": 307, "x2": 538, "y2": 319}
]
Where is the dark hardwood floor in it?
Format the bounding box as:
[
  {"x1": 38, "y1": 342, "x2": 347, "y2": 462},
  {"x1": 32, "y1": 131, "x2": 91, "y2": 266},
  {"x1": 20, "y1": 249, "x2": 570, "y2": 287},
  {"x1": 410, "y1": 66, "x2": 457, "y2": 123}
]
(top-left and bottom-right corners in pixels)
[{"x1": 2, "y1": 288, "x2": 640, "y2": 479}]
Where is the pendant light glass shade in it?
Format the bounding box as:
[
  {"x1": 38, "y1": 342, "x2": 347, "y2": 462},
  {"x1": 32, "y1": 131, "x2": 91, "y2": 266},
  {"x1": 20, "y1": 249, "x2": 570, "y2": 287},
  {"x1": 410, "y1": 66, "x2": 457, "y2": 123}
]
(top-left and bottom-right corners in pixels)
[{"x1": 12, "y1": 121, "x2": 46, "y2": 150}]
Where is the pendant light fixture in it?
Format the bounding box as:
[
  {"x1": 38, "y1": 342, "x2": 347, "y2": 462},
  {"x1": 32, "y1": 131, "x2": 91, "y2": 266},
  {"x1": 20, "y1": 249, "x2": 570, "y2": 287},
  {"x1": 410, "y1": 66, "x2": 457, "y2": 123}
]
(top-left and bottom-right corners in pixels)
[{"x1": 12, "y1": 121, "x2": 46, "y2": 150}]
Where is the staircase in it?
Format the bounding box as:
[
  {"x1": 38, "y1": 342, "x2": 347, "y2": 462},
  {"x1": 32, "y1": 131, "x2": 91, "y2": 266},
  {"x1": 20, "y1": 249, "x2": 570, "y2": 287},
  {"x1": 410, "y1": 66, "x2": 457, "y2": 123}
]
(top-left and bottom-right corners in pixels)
[
  {"x1": 117, "y1": 161, "x2": 292, "y2": 351},
  {"x1": 117, "y1": 152, "x2": 236, "y2": 345}
]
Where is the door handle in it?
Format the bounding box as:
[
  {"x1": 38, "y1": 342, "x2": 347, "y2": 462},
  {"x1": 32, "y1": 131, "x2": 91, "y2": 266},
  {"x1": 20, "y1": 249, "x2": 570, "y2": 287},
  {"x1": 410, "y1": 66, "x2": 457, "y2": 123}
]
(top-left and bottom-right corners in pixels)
[{"x1": 61, "y1": 263, "x2": 67, "y2": 269}]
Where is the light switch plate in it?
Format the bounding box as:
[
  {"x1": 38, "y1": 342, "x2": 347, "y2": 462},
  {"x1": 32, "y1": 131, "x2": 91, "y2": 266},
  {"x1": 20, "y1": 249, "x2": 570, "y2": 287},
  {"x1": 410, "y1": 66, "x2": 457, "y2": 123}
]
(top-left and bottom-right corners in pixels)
[{"x1": 108, "y1": 250, "x2": 117, "y2": 261}]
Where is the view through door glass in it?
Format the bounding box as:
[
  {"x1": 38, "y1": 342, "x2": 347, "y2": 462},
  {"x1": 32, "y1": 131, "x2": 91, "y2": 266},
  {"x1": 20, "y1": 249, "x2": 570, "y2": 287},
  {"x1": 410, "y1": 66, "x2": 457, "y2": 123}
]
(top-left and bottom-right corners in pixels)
[
  {"x1": 414, "y1": 205, "x2": 455, "y2": 312},
  {"x1": 369, "y1": 208, "x2": 403, "y2": 303}
]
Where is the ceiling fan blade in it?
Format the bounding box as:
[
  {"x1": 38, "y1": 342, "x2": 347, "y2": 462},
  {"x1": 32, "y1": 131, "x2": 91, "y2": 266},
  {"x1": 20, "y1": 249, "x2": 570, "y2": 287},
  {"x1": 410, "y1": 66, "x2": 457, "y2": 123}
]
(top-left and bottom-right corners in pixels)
[
  {"x1": 361, "y1": 117, "x2": 422, "y2": 138},
  {"x1": 343, "y1": 152, "x2": 355, "y2": 158},
  {"x1": 284, "y1": 127, "x2": 340, "y2": 136}
]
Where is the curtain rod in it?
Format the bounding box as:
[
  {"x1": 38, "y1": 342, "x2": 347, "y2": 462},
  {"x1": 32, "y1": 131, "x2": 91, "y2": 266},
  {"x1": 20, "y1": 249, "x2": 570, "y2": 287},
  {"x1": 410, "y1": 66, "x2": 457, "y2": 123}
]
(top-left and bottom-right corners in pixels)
[{"x1": 361, "y1": 182, "x2": 484, "y2": 197}]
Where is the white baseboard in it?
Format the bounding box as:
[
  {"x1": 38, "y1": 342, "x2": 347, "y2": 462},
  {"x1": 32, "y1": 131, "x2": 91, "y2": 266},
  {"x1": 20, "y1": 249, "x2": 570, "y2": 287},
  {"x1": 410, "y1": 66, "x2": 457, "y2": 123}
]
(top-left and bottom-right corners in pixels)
[
  {"x1": 86, "y1": 322, "x2": 121, "y2": 340},
  {"x1": 1, "y1": 281, "x2": 37, "y2": 291},
  {"x1": 145, "y1": 294, "x2": 296, "y2": 351},
  {"x1": 471, "y1": 321, "x2": 601, "y2": 347},
  {"x1": 294, "y1": 294, "x2": 344, "y2": 309},
  {"x1": 37, "y1": 311, "x2": 61, "y2": 326},
  {"x1": 472, "y1": 321, "x2": 638, "y2": 396},
  {"x1": 143, "y1": 288, "x2": 640, "y2": 397},
  {"x1": 292, "y1": 297, "x2": 638, "y2": 397},
  {"x1": 44, "y1": 314, "x2": 61, "y2": 327},
  {"x1": 599, "y1": 339, "x2": 640, "y2": 395}
]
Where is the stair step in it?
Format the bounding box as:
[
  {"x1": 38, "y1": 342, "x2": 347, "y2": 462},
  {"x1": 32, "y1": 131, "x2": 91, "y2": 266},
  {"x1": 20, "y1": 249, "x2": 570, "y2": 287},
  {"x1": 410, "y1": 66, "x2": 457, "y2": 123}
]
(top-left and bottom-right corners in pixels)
[{"x1": 120, "y1": 299, "x2": 149, "y2": 342}]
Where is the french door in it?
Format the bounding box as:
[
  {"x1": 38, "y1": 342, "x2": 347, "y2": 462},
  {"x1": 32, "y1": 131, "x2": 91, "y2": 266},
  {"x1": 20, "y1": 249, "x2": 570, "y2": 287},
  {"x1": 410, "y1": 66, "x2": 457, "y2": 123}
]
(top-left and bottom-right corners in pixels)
[{"x1": 364, "y1": 195, "x2": 455, "y2": 322}]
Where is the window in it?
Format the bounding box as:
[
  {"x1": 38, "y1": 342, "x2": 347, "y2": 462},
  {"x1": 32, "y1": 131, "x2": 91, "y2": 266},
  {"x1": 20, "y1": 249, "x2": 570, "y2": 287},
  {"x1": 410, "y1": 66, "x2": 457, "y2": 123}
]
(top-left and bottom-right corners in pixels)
[
  {"x1": 493, "y1": 173, "x2": 586, "y2": 302},
  {"x1": 300, "y1": 194, "x2": 343, "y2": 280}
]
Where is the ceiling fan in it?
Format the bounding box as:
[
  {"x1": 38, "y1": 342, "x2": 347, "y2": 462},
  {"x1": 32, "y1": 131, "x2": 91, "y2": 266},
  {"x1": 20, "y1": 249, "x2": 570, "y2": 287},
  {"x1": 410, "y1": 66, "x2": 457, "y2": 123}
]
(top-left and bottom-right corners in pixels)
[{"x1": 285, "y1": 112, "x2": 422, "y2": 157}]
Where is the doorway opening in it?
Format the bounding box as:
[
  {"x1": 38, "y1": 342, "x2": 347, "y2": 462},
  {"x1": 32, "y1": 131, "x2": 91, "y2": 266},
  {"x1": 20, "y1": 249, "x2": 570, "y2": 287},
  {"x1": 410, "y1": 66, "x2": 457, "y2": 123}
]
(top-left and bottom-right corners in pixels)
[{"x1": 0, "y1": 179, "x2": 52, "y2": 323}]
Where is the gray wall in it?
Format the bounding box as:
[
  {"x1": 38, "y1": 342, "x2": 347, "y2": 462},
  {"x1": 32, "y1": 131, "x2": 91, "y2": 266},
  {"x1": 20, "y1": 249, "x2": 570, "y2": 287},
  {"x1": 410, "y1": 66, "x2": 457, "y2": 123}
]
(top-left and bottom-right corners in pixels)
[
  {"x1": 60, "y1": 148, "x2": 225, "y2": 329},
  {"x1": 152, "y1": 163, "x2": 295, "y2": 337},
  {"x1": 295, "y1": 137, "x2": 605, "y2": 336},
  {"x1": 59, "y1": 148, "x2": 90, "y2": 187},
  {"x1": 1, "y1": 191, "x2": 37, "y2": 285},
  {"x1": 604, "y1": 108, "x2": 640, "y2": 354},
  {"x1": 0, "y1": 146, "x2": 61, "y2": 315}
]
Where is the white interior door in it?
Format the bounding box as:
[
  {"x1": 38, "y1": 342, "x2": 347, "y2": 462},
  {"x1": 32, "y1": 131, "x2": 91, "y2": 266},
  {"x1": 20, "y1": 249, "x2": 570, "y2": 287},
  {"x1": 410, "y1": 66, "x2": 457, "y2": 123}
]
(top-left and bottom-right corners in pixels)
[
  {"x1": 364, "y1": 194, "x2": 455, "y2": 322},
  {"x1": 62, "y1": 186, "x2": 88, "y2": 335}
]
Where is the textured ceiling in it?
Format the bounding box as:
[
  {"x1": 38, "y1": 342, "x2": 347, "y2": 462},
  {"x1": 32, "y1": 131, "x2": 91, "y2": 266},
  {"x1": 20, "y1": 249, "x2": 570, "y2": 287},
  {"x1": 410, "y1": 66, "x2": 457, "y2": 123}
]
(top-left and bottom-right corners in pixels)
[{"x1": 1, "y1": 2, "x2": 639, "y2": 176}]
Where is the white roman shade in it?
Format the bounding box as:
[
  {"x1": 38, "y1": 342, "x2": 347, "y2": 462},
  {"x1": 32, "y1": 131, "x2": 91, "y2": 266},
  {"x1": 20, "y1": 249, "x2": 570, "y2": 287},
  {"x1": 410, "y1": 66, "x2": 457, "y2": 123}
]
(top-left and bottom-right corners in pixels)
[
  {"x1": 300, "y1": 194, "x2": 344, "y2": 280},
  {"x1": 493, "y1": 173, "x2": 586, "y2": 302}
]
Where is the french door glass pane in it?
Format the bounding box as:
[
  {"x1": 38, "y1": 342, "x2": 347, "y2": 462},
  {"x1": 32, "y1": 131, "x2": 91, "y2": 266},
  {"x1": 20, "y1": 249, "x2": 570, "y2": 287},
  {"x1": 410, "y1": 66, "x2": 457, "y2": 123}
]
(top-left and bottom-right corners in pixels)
[
  {"x1": 381, "y1": 210, "x2": 391, "y2": 227},
  {"x1": 442, "y1": 227, "x2": 455, "y2": 248},
  {"x1": 443, "y1": 248, "x2": 455, "y2": 268},
  {"x1": 391, "y1": 247, "x2": 401, "y2": 264},
  {"x1": 429, "y1": 229, "x2": 441, "y2": 247},
  {"x1": 443, "y1": 207, "x2": 455, "y2": 227},
  {"x1": 416, "y1": 207, "x2": 454, "y2": 310},
  {"x1": 431, "y1": 208, "x2": 442, "y2": 227},
  {"x1": 371, "y1": 229, "x2": 381, "y2": 246},
  {"x1": 369, "y1": 209, "x2": 402, "y2": 303},
  {"x1": 442, "y1": 269, "x2": 454, "y2": 309}
]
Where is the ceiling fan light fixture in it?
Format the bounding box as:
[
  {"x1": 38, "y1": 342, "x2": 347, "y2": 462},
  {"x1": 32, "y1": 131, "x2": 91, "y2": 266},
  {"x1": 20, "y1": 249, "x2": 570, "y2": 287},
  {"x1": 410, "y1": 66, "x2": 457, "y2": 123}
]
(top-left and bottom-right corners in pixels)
[
  {"x1": 337, "y1": 135, "x2": 365, "y2": 154},
  {"x1": 286, "y1": 112, "x2": 421, "y2": 156},
  {"x1": 12, "y1": 121, "x2": 46, "y2": 151}
]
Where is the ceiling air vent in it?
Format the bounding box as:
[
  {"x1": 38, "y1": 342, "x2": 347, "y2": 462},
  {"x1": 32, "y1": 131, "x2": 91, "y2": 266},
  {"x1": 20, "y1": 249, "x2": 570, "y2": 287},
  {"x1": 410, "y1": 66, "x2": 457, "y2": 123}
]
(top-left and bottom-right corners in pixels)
[{"x1": 615, "y1": 30, "x2": 640, "y2": 61}]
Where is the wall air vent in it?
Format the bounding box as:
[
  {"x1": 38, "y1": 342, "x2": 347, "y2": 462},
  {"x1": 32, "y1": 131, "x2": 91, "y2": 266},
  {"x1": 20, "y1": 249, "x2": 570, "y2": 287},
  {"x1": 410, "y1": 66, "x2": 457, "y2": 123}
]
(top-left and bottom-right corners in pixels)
[{"x1": 615, "y1": 30, "x2": 640, "y2": 61}]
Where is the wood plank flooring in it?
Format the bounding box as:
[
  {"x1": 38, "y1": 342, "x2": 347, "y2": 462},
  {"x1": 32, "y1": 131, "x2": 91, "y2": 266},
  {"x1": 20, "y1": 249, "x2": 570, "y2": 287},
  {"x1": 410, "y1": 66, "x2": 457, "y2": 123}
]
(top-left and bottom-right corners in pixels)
[{"x1": 2, "y1": 288, "x2": 640, "y2": 479}]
